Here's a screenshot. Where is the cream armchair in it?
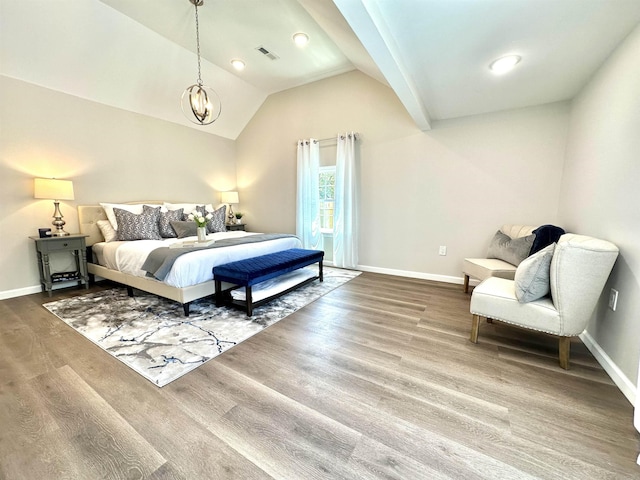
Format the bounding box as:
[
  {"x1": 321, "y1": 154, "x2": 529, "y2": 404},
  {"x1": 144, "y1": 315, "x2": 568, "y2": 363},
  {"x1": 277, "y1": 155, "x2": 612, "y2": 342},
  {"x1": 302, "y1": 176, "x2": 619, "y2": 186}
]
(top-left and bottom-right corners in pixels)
[{"x1": 469, "y1": 234, "x2": 618, "y2": 369}]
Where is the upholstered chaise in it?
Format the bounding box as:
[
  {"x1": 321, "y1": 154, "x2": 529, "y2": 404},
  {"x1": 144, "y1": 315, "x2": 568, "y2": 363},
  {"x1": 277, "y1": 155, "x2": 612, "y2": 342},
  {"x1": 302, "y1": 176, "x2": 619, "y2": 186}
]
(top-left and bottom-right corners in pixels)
[
  {"x1": 469, "y1": 233, "x2": 618, "y2": 369},
  {"x1": 462, "y1": 225, "x2": 536, "y2": 292}
]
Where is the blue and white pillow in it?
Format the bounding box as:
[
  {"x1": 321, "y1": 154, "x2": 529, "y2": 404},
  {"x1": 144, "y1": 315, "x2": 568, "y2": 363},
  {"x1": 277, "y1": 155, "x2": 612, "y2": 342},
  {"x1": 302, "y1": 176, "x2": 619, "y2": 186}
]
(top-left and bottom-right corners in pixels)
[
  {"x1": 196, "y1": 205, "x2": 227, "y2": 233},
  {"x1": 114, "y1": 207, "x2": 162, "y2": 241},
  {"x1": 148, "y1": 206, "x2": 184, "y2": 238}
]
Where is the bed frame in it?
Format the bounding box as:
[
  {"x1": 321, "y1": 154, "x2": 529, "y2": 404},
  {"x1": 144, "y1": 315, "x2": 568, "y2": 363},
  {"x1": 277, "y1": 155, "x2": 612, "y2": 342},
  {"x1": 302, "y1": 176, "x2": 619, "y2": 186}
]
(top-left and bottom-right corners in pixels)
[{"x1": 78, "y1": 202, "x2": 218, "y2": 315}]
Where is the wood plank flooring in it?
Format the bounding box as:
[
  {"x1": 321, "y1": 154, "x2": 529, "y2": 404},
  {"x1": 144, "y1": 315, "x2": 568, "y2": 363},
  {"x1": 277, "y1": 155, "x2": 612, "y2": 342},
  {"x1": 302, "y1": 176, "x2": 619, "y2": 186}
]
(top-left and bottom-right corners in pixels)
[{"x1": 1, "y1": 273, "x2": 638, "y2": 479}]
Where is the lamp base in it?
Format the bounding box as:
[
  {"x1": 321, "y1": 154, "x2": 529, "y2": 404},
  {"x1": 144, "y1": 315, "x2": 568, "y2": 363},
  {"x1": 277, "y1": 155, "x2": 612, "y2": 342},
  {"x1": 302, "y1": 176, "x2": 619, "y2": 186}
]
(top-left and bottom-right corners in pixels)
[
  {"x1": 51, "y1": 201, "x2": 70, "y2": 236},
  {"x1": 227, "y1": 204, "x2": 235, "y2": 224}
]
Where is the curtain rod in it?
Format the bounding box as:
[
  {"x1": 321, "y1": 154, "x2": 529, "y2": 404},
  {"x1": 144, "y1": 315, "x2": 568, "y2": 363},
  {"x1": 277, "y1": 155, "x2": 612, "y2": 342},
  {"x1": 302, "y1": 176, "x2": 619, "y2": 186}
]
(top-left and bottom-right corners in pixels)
[{"x1": 298, "y1": 132, "x2": 359, "y2": 145}]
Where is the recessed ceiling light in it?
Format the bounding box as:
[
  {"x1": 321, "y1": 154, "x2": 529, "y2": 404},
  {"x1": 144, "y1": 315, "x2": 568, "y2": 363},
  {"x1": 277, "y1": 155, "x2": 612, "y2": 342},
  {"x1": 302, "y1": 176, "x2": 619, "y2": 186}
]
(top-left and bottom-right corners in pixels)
[
  {"x1": 231, "y1": 59, "x2": 245, "y2": 71},
  {"x1": 489, "y1": 55, "x2": 521, "y2": 74},
  {"x1": 293, "y1": 32, "x2": 309, "y2": 47}
]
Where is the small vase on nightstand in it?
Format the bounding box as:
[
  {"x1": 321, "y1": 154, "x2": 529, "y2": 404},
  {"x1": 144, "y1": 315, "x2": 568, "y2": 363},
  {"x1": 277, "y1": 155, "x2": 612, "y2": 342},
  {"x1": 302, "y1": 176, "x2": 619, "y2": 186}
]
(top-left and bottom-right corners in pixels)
[{"x1": 197, "y1": 227, "x2": 207, "y2": 242}]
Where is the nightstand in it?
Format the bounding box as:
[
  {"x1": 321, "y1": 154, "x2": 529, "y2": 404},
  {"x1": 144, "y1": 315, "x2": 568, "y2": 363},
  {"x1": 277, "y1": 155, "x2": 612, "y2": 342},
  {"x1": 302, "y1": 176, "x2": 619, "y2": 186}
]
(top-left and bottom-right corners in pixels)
[
  {"x1": 30, "y1": 234, "x2": 90, "y2": 296},
  {"x1": 226, "y1": 223, "x2": 246, "y2": 231}
]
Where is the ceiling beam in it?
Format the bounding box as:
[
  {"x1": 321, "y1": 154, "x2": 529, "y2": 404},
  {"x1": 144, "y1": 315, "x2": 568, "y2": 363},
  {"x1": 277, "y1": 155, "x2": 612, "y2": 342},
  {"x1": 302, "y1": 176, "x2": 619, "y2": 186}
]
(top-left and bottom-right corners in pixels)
[{"x1": 333, "y1": 0, "x2": 431, "y2": 131}]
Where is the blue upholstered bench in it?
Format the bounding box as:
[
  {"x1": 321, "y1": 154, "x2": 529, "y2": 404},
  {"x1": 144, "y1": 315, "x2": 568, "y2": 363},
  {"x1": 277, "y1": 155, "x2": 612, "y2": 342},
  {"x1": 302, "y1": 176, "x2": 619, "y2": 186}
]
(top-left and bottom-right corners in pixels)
[{"x1": 213, "y1": 248, "x2": 324, "y2": 316}]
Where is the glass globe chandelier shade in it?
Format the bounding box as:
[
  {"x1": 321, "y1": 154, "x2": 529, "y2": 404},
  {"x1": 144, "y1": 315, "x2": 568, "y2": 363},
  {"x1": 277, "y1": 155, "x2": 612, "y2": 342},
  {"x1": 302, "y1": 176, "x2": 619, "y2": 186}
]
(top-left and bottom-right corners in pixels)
[
  {"x1": 181, "y1": 83, "x2": 221, "y2": 125},
  {"x1": 182, "y1": 0, "x2": 221, "y2": 126}
]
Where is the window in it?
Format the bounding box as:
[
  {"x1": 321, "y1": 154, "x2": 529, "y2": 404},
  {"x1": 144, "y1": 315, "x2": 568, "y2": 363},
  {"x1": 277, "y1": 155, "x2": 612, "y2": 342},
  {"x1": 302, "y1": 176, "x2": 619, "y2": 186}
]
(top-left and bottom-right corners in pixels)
[{"x1": 319, "y1": 166, "x2": 335, "y2": 232}]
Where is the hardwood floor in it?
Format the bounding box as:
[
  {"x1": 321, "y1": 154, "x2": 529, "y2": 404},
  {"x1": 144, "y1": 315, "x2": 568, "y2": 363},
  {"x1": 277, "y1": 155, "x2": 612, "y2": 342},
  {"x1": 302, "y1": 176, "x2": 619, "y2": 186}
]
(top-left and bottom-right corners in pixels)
[{"x1": 1, "y1": 273, "x2": 638, "y2": 479}]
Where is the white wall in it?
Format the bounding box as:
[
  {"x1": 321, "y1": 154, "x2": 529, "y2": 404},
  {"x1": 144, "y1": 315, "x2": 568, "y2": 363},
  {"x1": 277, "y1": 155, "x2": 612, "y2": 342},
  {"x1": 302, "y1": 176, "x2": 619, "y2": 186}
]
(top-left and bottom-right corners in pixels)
[
  {"x1": 559, "y1": 24, "x2": 640, "y2": 394},
  {"x1": 236, "y1": 70, "x2": 570, "y2": 280},
  {"x1": 0, "y1": 76, "x2": 236, "y2": 298}
]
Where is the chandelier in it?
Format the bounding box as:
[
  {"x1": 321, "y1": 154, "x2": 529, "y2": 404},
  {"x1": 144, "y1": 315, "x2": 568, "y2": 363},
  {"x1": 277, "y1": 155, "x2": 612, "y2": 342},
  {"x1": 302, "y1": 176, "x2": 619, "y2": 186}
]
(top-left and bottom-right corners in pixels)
[{"x1": 181, "y1": 0, "x2": 221, "y2": 125}]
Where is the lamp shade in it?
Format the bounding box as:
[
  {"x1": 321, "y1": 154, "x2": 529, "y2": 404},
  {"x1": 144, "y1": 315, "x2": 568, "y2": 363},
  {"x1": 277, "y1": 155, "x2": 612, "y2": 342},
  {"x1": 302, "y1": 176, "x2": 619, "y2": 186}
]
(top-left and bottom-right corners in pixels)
[
  {"x1": 220, "y1": 191, "x2": 239, "y2": 204},
  {"x1": 34, "y1": 178, "x2": 75, "y2": 201}
]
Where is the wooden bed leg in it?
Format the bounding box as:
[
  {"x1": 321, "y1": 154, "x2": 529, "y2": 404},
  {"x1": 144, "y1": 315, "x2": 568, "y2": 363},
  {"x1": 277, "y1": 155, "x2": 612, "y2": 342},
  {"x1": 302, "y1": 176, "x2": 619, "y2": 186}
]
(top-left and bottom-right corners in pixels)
[
  {"x1": 126, "y1": 286, "x2": 134, "y2": 297},
  {"x1": 559, "y1": 336, "x2": 571, "y2": 370},
  {"x1": 470, "y1": 315, "x2": 481, "y2": 343},
  {"x1": 246, "y1": 286, "x2": 253, "y2": 317},
  {"x1": 183, "y1": 302, "x2": 190, "y2": 317},
  {"x1": 319, "y1": 260, "x2": 324, "y2": 282},
  {"x1": 463, "y1": 274, "x2": 470, "y2": 293}
]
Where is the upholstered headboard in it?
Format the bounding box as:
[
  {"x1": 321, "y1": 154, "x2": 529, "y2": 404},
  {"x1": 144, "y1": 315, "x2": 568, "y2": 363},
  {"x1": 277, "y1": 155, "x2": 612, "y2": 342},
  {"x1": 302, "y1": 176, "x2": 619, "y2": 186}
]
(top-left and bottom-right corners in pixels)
[{"x1": 78, "y1": 201, "x2": 163, "y2": 246}]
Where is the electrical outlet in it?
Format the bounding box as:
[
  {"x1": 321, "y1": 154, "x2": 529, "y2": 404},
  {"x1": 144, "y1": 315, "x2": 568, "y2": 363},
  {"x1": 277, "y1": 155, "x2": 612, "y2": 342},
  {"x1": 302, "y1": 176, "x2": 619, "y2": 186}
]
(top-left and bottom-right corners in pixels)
[
  {"x1": 608, "y1": 288, "x2": 618, "y2": 311},
  {"x1": 439, "y1": 246, "x2": 447, "y2": 256}
]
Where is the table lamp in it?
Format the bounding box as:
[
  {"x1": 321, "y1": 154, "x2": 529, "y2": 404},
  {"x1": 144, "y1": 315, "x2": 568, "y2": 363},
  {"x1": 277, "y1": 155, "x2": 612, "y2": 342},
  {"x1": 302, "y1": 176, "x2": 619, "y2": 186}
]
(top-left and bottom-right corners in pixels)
[
  {"x1": 34, "y1": 178, "x2": 75, "y2": 236},
  {"x1": 220, "y1": 191, "x2": 239, "y2": 224}
]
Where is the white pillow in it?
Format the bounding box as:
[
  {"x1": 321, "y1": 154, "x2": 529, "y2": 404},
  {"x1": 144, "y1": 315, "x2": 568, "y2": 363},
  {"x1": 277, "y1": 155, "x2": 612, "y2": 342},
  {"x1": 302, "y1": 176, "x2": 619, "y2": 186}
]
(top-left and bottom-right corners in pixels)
[
  {"x1": 163, "y1": 202, "x2": 215, "y2": 215},
  {"x1": 100, "y1": 202, "x2": 164, "y2": 230},
  {"x1": 97, "y1": 219, "x2": 118, "y2": 242},
  {"x1": 514, "y1": 243, "x2": 556, "y2": 303}
]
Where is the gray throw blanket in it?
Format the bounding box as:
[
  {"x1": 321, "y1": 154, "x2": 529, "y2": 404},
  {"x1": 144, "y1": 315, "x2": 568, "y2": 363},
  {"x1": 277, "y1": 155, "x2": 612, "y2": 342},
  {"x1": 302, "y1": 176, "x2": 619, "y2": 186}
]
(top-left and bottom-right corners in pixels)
[{"x1": 142, "y1": 233, "x2": 298, "y2": 281}]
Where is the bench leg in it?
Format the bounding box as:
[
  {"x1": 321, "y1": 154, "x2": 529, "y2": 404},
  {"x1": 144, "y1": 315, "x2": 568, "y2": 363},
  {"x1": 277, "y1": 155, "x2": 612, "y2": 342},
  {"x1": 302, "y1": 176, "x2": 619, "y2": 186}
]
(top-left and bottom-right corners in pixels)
[
  {"x1": 319, "y1": 260, "x2": 323, "y2": 282},
  {"x1": 126, "y1": 286, "x2": 134, "y2": 297},
  {"x1": 215, "y1": 279, "x2": 222, "y2": 307},
  {"x1": 183, "y1": 302, "x2": 190, "y2": 316},
  {"x1": 463, "y1": 274, "x2": 470, "y2": 293},
  {"x1": 246, "y1": 286, "x2": 253, "y2": 317}
]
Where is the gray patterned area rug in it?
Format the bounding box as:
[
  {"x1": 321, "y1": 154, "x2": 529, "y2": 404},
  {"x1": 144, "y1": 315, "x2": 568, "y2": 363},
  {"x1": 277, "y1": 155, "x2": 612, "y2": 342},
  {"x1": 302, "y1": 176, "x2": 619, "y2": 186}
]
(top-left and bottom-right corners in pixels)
[{"x1": 43, "y1": 267, "x2": 360, "y2": 387}]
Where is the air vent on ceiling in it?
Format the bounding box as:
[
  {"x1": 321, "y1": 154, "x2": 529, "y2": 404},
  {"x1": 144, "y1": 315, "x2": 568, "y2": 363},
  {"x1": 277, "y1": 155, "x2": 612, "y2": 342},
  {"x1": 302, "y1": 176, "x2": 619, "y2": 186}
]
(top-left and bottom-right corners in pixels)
[{"x1": 255, "y1": 45, "x2": 279, "y2": 60}]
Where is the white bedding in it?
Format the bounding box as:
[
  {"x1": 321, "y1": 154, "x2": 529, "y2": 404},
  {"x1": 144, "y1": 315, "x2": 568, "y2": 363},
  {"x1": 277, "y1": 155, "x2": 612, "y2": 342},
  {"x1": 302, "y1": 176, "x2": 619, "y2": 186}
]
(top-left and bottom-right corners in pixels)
[{"x1": 92, "y1": 231, "x2": 302, "y2": 288}]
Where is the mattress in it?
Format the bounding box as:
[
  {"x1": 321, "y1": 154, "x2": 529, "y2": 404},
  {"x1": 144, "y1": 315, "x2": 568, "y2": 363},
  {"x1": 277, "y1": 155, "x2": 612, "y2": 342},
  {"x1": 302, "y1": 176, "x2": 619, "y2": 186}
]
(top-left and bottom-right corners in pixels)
[{"x1": 92, "y1": 231, "x2": 302, "y2": 288}]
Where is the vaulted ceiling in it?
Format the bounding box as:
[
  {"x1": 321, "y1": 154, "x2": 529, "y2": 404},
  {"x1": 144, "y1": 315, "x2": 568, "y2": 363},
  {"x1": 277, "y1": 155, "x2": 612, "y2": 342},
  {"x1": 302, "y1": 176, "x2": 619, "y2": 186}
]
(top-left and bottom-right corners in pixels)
[{"x1": 2, "y1": 0, "x2": 640, "y2": 139}]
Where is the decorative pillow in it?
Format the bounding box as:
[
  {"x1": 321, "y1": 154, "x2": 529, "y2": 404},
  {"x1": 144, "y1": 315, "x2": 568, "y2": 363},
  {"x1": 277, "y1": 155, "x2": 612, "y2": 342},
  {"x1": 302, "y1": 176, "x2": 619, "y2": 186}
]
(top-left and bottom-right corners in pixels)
[
  {"x1": 100, "y1": 203, "x2": 144, "y2": 230},
  {"x1": 196, "y1": 205, "x2": 227, "y2": 233},
  {"x1": 145, "y1": 205, "x2": 184, "y2": 238},
  {"x1": 514, "y1": 243, "x2": 556, "y2": 303},
  {"x1": 100, "y1": 202, "x2": 165, "y2": 230},
  {"x1": 164, "y1": 202, "x2": 214, "y2": 216},
  {"x1": 97, "y1": 219, "x2": 118, "y2": 243},
  {"x1": 170, "y1": 220, "x2": 198, "y2": 239},
  {"x1": 486, "y1": 230, "x2": 535, "y2": 266},
  {"x1": 114, "y1": 207, "x2": 162, "y2": 241},
  {"x1": 185, "y1": 205, "x2": 207, "y2": 221},
  {"x1": 530, "y1": 224, "x2": 565, "y2": 255}
]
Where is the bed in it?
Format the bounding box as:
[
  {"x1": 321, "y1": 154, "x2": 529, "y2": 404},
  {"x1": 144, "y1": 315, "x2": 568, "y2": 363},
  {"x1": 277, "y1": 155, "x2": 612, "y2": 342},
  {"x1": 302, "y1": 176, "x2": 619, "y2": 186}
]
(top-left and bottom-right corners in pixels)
[{"x1": 78, "y1": 202, "x2": 302, "y2": 314}]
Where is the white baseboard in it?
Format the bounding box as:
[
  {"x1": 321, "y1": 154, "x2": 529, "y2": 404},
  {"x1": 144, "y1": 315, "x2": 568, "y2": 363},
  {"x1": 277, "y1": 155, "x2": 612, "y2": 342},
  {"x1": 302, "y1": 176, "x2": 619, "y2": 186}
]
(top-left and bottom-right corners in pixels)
[
  {"x1": 356, "y1": 264, "x2": 464, "y2": 285},
  {"x1": 0, "y1": 285, "x2": 43, "y2": 300},
  {"x1": 0, "y1": 282, "x2": 87, "y2": 301},
  {"x1": 580, "y1": 330, "x2": 636, "y2": 405}
]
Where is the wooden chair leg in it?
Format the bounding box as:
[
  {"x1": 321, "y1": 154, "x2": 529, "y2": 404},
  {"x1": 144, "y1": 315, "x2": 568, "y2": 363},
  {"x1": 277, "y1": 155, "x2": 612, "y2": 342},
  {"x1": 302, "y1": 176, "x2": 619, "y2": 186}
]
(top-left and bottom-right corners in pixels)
[
  {"x1": 470, "y1": 315, "x2": 481, "y2": 343},
  {"x1": 463, "y1": 274, "x2": 470, "y2": 293},
  {"x1": 559, "y1": 336, "x2": 571, "y2": 370}
]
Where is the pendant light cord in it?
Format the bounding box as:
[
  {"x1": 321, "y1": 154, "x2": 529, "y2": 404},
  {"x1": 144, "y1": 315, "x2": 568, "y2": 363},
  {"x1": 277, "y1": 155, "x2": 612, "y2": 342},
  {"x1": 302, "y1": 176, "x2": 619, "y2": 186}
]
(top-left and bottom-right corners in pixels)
[{"x1": 194, "y1": 3, "x2": 203, "y2": 86}]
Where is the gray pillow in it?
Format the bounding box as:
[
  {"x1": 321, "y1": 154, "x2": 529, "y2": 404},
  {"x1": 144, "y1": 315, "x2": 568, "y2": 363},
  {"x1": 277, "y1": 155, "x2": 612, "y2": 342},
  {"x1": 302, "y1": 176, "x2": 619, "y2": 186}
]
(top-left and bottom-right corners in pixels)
[
  {"x1": 514, "y1": 243, "x2": 556, "y2": 303},
  {"x1": 153, "y1": 207, "x2": 184, "y2": 238},
  {"x1": 196, "y1": 205, "x2": 226, "y2": 233},
  {"x1": 170, "y1": 220, "x2": 198, "y2": 239},
  {"x1": 114, "y1": 207, "x2": 162, "y2": 241},
  {"x1": 486, "y1": 230, "x2": 535, "y2": 266}
]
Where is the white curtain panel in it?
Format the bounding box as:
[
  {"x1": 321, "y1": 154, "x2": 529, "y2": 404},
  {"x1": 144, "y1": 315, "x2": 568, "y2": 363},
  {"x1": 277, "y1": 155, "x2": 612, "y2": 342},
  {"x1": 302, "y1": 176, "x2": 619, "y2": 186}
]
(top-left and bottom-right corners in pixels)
[
  {"x1": 333, "y1": 132, "x2": 359, "y2": 269},
  {"x1": 296, "y1": 139, "x2": 323, "y2": 251},
  {"x1": 636, "y1": 368, "x2": 640, "y2": 464}
]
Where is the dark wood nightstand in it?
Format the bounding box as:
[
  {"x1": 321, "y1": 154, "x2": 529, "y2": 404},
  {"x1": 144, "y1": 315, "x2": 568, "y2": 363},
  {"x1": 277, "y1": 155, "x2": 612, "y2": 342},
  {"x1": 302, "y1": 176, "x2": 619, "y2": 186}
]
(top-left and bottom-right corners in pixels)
[
  {"x1": 29, "y1": 234, "x2": 90, "y2": 296},
  {"x1": 226, "y1": 223, "x2": 246, "y2": 231}
]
